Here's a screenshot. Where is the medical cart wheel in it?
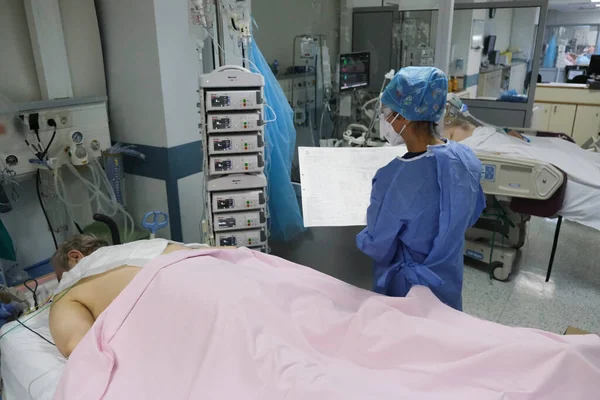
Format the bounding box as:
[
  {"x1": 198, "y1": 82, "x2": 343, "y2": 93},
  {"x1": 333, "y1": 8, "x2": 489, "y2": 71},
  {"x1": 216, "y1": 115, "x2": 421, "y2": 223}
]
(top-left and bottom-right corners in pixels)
[{"x1": 491, "y1": 262, "x2": 511, "y2": 282}]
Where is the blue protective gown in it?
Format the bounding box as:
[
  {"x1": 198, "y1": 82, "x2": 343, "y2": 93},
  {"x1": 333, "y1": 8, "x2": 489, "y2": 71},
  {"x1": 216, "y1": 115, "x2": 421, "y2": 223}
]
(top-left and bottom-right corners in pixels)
[{"x1": 357, "y1": 140, "x2": 486, "y2": 310}]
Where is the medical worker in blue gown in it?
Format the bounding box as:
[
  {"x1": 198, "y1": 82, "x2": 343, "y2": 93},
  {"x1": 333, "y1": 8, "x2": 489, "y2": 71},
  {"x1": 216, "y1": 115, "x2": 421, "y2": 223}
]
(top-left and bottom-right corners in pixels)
[{"x1": 357, "y1": 67, "x2": 486, "y2": 311}]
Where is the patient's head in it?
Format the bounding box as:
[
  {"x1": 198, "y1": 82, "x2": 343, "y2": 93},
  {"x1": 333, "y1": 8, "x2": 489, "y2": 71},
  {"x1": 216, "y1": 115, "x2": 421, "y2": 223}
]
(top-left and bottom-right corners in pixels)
[
  {"x1": 443, "y1": 118, "x2": 477, "y2": 142},
  {"x1": 51, "y1": 234, "x2": 109, "y2": 281}
]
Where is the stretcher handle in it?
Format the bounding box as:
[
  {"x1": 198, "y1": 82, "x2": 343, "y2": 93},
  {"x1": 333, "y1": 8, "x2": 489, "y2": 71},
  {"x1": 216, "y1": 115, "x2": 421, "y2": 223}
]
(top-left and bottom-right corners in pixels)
[{"x1": 93, "y1": 214, "x2": 121, "y2": 245}]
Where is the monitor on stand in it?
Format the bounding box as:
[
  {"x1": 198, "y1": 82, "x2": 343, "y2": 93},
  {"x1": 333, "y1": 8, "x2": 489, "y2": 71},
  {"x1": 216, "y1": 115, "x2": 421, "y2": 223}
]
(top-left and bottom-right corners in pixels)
[{"x1": 339, "y1": 52, "x2": 371, "y2": 92}]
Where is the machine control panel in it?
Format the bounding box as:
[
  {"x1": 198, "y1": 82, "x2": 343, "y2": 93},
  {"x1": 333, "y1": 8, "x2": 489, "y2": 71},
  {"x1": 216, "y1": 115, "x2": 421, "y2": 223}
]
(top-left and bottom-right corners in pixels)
[
  {"x1": 212, "y1": 190, "x2": 266, "y2": 213},
  {"x1": 215, "y1": 229, "x2": 267, "y2": 247},
  {"x1": 209, "y1": 133, "x2": 263, "y2": 155},
  {"x1": 481, "y1": 164, "x2": 496, "y2": 182},
  {"x1": 214, "y1": 210, "x2": 267, "y2": 232},
  {"x1": 205, "y1": 90, "x2": 263, "y2": 111},
  {"x1": 207, "y1": 112, "x2": 263, "y2": 133},
  {"x1": 210, "y1": 154, "x2": 264, "y2": 175}
]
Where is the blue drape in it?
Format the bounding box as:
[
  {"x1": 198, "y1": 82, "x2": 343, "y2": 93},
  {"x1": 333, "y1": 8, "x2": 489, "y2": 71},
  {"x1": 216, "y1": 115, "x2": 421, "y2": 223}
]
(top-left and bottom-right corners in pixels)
[{"x1": 249, "y1": 39, "x2": 305, "y2": 241}]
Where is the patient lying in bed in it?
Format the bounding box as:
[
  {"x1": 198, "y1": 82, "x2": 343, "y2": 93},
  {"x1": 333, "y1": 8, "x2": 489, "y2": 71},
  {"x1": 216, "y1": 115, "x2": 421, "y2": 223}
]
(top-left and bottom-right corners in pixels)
[
  {"x1": 443, "y1": 118, "x2": 600, "y2": 230},
  {"x1": 53, "y1": 244, "x2": 600, "y2": 399},
  {"x1": 49, "y1": 235, "x2": 194, "y2": 357}
]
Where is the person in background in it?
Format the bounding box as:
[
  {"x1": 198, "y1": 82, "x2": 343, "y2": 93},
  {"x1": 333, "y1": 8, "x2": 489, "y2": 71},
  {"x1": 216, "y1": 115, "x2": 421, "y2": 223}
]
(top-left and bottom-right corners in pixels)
[
  {"x1": 356, "y1": 67, "x2": 486, "y2": 311},
  {"x1": 576, "y1": 46, "x2": 595, "y2": 65}
]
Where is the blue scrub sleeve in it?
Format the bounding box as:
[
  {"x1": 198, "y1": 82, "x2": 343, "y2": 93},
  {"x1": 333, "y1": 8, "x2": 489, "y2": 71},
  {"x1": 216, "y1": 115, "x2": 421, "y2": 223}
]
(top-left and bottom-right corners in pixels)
[
  {"x1": 357, "y1": 197, "x2": 403, "y2": 265},
  {"x1": 469, "y1": 185, "x2": 486, "y2": 227}
]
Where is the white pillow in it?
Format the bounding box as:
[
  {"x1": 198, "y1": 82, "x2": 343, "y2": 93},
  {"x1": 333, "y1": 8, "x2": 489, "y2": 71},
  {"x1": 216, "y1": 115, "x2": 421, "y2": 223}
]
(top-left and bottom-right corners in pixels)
[
  {"x1": 53, "y1": 239, "x2": 171, "y2": 295},
  {"x1": 53, "y1": 239, "x2": 209, "y2": 296}
]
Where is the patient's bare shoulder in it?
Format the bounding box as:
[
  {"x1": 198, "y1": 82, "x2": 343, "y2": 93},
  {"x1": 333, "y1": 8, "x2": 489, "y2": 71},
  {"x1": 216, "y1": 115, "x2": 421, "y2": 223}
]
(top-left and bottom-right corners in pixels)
[
  {"x1": 50, "y1": 296, "x2": 94, "y2": 358},
  {"x1": 68, "y1": 266, "x2": 141, "y2": 319}
]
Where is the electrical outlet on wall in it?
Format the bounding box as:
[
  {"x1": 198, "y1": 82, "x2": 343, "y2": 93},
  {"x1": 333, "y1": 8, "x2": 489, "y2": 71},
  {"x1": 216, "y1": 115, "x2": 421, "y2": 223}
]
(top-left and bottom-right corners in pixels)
[
  {"x1": 56, "y1": 111, "x2": 71, "y2": 128},
  {"x1": 42, "y1": 113, "x2": 56, "y2": 131}
]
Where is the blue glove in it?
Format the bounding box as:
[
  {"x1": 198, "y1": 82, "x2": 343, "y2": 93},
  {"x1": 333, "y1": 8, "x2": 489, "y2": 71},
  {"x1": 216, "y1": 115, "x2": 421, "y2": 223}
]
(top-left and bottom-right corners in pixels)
[{"x1": 0, "y1": 302, "x2": 23, "y2": 329}]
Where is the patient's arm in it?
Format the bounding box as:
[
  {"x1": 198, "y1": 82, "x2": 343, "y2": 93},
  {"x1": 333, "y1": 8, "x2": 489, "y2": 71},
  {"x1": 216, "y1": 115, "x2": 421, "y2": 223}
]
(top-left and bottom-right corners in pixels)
[{"x1": 49, "y1": 299, "x2": 95, "y2": 358}]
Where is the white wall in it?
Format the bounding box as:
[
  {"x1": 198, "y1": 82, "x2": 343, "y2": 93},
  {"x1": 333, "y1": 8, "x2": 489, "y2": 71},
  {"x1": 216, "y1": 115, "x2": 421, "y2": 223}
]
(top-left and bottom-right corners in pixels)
[
  {"x1": 95, "y1": 0, "x2": 168, "y2": 148},
  {"x1": 0, "y1": 0, "x2": 106, "y2": 103},
  {"x1": 484, "y1": 8, "x2": 514, "y2": 53},
  {"x1": 451, "y1": 9, "x2": 473, "y2": 75},
  {"x1": 153, "y1": 0, "x2": 202, "y2": 148},
  {"x1": 0, "y1": 0, "x2": 41, "y2": 102},
  {"x1": 59, "y1": 0, "x2": 107, "y2": 98},
  {"x1": 253, "y1": 0, "x2": 341, "y2": 71},
  {"x1": 547, "y1": 10, "x2": 600, "y2": 26}
]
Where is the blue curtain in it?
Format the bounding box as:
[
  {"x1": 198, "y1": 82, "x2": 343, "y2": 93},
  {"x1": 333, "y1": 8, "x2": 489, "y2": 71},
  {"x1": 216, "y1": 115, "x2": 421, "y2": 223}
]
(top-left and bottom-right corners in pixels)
[
  {"x1": 249, "y1": 39, "x2": 305, "y2": 241},
  {"x1": 544, "y1": 33, "x2": 557, "y2": 69}
]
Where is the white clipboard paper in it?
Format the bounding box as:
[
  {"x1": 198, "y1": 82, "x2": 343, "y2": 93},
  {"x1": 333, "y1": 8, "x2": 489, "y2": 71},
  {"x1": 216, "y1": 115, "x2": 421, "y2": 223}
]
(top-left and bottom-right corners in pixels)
[{"x1": 298, "y1": 146, "x2": 407, "y2": 227}]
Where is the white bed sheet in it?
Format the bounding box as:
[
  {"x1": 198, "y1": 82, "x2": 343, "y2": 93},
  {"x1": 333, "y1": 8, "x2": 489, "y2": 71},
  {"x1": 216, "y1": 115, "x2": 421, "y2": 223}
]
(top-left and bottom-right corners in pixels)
[
  {"x1": 462, "y1": 127, "x2": 600, "y2": 230},
  {"x1": 0, "y1": 307, "x2": 65, "y2": 400}
]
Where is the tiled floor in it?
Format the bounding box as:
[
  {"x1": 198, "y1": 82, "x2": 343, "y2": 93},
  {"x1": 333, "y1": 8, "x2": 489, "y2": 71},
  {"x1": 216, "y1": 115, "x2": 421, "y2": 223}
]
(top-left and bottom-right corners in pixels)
[{"x1": 463, "y1": 217, "x2": 600, "y2": 334}]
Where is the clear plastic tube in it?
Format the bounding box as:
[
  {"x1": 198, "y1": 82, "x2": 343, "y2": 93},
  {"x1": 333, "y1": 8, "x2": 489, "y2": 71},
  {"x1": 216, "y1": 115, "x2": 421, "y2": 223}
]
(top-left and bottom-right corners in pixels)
[{"x1": 64, "y1": 161, "x2": 135, "y2": 242}]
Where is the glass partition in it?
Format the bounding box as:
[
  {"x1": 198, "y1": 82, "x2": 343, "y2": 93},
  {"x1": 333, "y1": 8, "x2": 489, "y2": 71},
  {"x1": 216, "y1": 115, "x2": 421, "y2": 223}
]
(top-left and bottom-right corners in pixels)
[
  {"x1": 449, "y1": 7, "x2": 541, "y2": 102},
  {"x1": 396, "y1": 10, "x2": 438, "y2": 68},
  {"x1": 540, "y1": 25, "x2": 599, "y2": 83}
]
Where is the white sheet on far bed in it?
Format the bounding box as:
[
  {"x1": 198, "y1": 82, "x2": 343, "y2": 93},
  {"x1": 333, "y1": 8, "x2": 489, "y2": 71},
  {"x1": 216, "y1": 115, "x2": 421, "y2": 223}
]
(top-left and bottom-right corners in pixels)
[{"x1": 461, "y1": 127, "x2": 600, "y2": 230}]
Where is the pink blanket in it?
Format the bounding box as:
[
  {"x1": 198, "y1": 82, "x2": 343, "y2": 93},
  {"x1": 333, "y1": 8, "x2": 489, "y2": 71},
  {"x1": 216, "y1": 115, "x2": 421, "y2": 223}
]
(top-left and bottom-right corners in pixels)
[{"x1": 55, "y1": 249, "x2": 600, "y2": 399}]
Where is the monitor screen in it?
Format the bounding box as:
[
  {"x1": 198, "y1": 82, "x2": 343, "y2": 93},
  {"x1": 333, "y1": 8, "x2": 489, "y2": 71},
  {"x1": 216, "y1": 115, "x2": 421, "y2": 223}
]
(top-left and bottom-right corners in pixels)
[
  {"x1": 340, "y1": 52, "x2": 370, "y2": 91},
  {"x1": 568, "y1": 69, "x2": 586, "y2": 80},
  {"x1": 589, "y1": 55, "x2": 600, "y2": 76},
  {"x1": 483, "y1": 35, "x2": 496, "y2": 56}
]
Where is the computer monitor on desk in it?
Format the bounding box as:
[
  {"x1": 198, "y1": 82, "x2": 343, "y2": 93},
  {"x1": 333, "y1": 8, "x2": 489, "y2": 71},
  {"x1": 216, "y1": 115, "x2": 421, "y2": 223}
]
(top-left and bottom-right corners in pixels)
[
  {"x1": 588, "y1": 55, "x2": 600, "y2": 78},
  {"x1": 565, "y1": 66, "x2": 588, "y2": 83}
]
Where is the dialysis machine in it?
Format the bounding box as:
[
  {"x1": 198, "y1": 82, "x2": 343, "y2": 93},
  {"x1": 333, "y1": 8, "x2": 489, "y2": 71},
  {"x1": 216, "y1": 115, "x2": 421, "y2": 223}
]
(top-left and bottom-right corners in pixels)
[{"x1": 199, "y1": 66, "x2": 268, "y2": 252}]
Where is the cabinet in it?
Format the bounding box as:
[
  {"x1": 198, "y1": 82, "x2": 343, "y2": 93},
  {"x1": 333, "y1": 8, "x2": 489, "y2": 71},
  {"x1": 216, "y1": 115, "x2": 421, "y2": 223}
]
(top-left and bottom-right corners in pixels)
[
  {"x1": 572, "y1": 105, "x2": 600, "y2": 145},
  {"x1": 549, "y1": 104, "x2": 577, "y2": 136},
  {"x1": 533, "y1": 103, "x2": 576, "y2": 136},
  {"x1": 532, "y1": 103, "x2": 551, "y2": 131}
]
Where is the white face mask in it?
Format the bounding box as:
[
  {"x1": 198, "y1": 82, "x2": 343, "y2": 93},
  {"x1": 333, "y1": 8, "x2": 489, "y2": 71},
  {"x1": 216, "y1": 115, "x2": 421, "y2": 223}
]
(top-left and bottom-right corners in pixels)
[{"x1": 380, "y1": 113, "x2": 407, "y2": 146}]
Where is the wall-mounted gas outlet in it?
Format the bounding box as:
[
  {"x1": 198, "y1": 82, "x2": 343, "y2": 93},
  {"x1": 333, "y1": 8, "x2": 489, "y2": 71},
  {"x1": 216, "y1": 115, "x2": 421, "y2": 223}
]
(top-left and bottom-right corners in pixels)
[{"x1": 56, "y1": 111, "x2": 71, "y2": 128}]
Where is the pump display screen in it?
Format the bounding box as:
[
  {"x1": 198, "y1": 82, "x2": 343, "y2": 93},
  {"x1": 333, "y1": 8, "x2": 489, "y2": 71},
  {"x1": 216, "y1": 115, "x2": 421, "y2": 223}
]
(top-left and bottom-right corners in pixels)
[
  {"x1": 212, "y1": 117, "x2": 231, "y2": 130},
  {"x1": 217, "y1": 217, "x2": 236, "y2": 228},
  {"x1": 213, "y1": 139, "x2": 231, "y2": 152},
  {"x1": 217, "y1": 198, "x2": 234, "y2": 209},
  {"x1": 219, "y1": 236, "x2": 237, "y2": 246},
  {"x1": 214, "y1": 160, "x2": 232, "y2": 171},
  {"x1": 211, "y1": 95, "x2": 231, "y2": 108},
  {"x1": 340, "y1": 52, "x2": 370, "y2": 91}
]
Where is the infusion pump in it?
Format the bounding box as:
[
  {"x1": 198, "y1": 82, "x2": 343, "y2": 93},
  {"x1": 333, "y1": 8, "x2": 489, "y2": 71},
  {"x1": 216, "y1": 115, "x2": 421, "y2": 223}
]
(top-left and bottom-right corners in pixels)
[{"x1": 199, "y1": 66, "x2": 269, "y2": 252}]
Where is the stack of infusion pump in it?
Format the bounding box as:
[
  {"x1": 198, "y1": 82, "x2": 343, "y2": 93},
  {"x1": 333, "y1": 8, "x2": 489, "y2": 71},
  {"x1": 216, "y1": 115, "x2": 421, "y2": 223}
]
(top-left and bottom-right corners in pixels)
[{"x1": 199, "y1": 66, "x2": 268, "y2": 252}]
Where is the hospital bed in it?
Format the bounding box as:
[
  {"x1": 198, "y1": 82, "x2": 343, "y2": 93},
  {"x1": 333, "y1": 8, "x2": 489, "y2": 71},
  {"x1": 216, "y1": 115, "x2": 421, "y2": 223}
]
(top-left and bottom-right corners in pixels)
[
  {"x1": 465, "y1": 135, "x2": 569, "y2": 282},
  {"x1": 446, "y1": 95, "x2": 577, "y2": 282},
  {"x1": 0, "y1": 213, "x2": 146, "y2": 400}
]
